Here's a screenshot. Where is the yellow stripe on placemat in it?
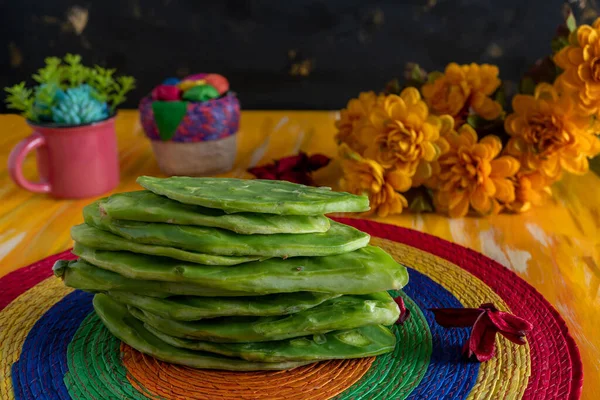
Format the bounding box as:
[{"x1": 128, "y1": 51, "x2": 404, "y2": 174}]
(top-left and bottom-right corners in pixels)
[
  {"x1": 372, "y1": 237, "x2": 531, "y2": 400},
  {"x1": 0, "y1": 278, "x2": 74, "y2": 400}
]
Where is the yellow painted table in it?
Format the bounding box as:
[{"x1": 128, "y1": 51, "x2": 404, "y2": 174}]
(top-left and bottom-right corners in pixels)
[{"x1": 1, "y1": 110, "x2": 599, "y2": 398}]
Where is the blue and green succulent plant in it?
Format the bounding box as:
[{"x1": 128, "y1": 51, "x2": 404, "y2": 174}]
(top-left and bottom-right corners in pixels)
[
  {"x1": 52, "y1": 85, "x2": 109, "y2": 125},
  {"x1": 4, "y1": 54, "x2": 135, "y2": 125}
]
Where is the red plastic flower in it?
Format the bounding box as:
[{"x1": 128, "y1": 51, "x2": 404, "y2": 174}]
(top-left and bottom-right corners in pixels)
[
  {"x1": 394, "y1": 296, "x2": 411, "y2": 325},
  {"x1": 248, "y1": 152, "x2": 330, "y2": 185},
  {"x1": 430, "y1": 303, "x2": 533, "y2": 362}
]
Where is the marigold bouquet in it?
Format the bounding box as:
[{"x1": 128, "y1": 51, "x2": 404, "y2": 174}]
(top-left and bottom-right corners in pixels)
[{"x1": 336, "y1": 10, "x2": 600, "y2": 218}]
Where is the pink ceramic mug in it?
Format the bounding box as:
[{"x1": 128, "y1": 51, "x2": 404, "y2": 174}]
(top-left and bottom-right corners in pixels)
[{"x1": 8, "y1": 117, "x2": 120, "y2": 199}]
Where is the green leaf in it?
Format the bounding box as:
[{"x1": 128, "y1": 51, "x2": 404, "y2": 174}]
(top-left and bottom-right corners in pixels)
[
  {"x1": 494, "y1": 83, "x2": 507, "y2": 109},
  {"x1": 466, "y1": 114, "x2": 481, "y2": 128},
  {"x1": 384, "y1": 78, "x2": 401, "y2": 95},
  {"x1": 565, "y1": 8, "x2": 577, "y2": 32},
  {"x1": 4, "y1": 82, "x2": 35, "y2": 120},
  {"x1": 110, "y1": 75, "x2": 136, "y2": 112},
  {"x1": 551, "y1": 35, "x2": 571, "y2": 53},
  {"x1": 88, "y1": 65, "x2": 116, "y2": 103},
  {"x1": 519, "y1": 76, "x2": 536, "y2": 95},
  {"x1": 410, "y1": 65, "x2": 421, "y2": 81},
  {"x1": 32, "y1": 83, "x2": 59, "y2": 119},
  {"x1": 64, "y1": 53, "x2": 82, "y2": 66},
  {"x1": 61, "y1": 54, "x2": 93, "y2": 87},
  {"x1": 427, "y1": 71, "x2": 443, "y2": 84},
  {"x1": 32, "y1": 57, "x2": 62, "y2": 85},
  {"x1": 408, "y1": 63, "x2": 427, "y2": 83},
  {"x1": 409, "y1": 195, "x2": 433, "y2": 213}
]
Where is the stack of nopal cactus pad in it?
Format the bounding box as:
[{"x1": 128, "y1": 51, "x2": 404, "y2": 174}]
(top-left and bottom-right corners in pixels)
[{"x1": 53, "y1": 176, "x2": 409, "y2": 371}]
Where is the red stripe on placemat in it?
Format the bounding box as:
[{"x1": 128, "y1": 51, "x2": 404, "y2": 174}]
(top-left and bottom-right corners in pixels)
[
  {"x1": 334, "y1": 217, "x2": 583, "y2": 400},
  {"x1": 0, "y1": 250, "x2": 76, "y2": 311}
]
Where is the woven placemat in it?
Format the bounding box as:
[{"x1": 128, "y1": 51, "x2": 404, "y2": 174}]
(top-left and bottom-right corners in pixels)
[{"x1": 0, "y1": 219, "x2": 582, "y2": 399}]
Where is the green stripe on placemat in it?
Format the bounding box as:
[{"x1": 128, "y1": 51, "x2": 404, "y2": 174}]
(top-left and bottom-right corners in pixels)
[
  {"x1": 334, "y1": 290, "x2": 432, "y2": 400},
  {"x1": 63, "y1": 312, "x2": 148, "y2": 400}
]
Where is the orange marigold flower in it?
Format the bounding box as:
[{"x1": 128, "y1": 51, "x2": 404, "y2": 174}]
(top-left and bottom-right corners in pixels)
[
  {"x1": 413, "y1": 114, "x2": 454, "y2": 187},
  {"x1": 339, "y1": 144, "x2": 408, "y2": 217},
  {"x1": 504, "y1": 82, "x2": 600, "y2": 180},
  {"x1": 504, "y1": 171, "x2": 552, "y2": 213},
  {"x1": 421, "y1": 63, "x2": 503, "y2": 124},
  {"x1": 335, "y1": 91, "x2": 382, "y2": 152},
  {"x1": 430, "y1": 125, "x2": 520, "y2": 218},
  {"x1": 554, "y1": 18, "x2": 600, "y2": 115},
  {"x1": 359, "y1": 87, "x2": 449, "y2": 187}
]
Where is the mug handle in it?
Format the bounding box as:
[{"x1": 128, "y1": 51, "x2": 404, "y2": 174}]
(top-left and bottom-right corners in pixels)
[{"x1": 8, "y1": 132, "x2": 52, "y2": 193}]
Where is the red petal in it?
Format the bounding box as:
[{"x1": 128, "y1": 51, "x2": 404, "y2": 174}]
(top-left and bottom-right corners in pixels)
[
  {"x1": 248, "y1": 165, "x2": 273, "y2": 174},
  {"x1": 279, "y1": 171, "x2": 313, "y2": 185},
  {"x1": 262, "y1": 172, "x2": 278, "y2": 180},
  {"x1": 394, "y1": 297, "x2": 411, "y2": 325},
  {"x1": 430, "y1": 308, "x2": 483, "y2": 327},
  {"x1": 432, "y1": 303, "x2": 530, "y2": 363},
  {"x1": 487, "y1": 310, "x2": 533, "y2": 335},
  {"x1": 462, "y1": 340, "x2": 473, "y2": 359},
  {"x1": 248, "y1": 166, "x2": 277, "y2": 180},
  {"x1": 276, "y1": 153, "x2": 307, "y2": 173},
  {"x1": 480, "y1": 303, "x2": 499, "y2": 312},
  {"x1": 472, "y1": 327, "x2": 498, "y2": 362},
  {"x1": 307, "y1": 154, "x2": 331, "y2": 170},
  {"x1": 499, "y1": 331, "x2": 528, "y2": 345},
  {"x1": 468, "y1": 314, "x2": 498, "y2": 362}
]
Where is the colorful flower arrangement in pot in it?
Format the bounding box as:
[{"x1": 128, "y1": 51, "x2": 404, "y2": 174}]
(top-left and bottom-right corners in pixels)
[
  {"x1": 139, "y1": 73, "x2": 240, "y2": 176},
  {"x1": 335, "y1": 10, "x2": 600, "y2": 218},
  {"x1": 4, "y1": 54, "x2": 135, "y2": 199}
]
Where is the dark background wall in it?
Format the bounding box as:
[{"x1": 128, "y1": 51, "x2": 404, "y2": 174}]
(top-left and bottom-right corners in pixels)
[{"x1": 0, "y1": 0, "x2": 597, "y2": 111}]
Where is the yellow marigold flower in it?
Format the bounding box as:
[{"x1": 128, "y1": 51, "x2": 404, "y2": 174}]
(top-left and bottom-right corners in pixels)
[
  {"x1": 359, "y1": 88, "x2": 448, "y2": 187},
  {"x1": 554, "y1": 18, "x2": 600, "y2": 115},
  {"x1": 504, "y1": 171, "x2": 552, "y2": 213},
  {"x1": 413, "y1": 114, "x2": 454, "y2": 187},
  {"x1": 335, "y1": 91, "x2": 381, "y2": 152},
  {"x1": 339, "y1": 144, "x2": 408, "y2": 217},
  {"x1": 504, "y1": 82, "x2": 600, "y2": 180},
  {"x1": 430, "y1": 125, "x2": 520, "y2": 218},
  {"x1": 421, "y1": 63, "x2": 503, "y2": 124}
]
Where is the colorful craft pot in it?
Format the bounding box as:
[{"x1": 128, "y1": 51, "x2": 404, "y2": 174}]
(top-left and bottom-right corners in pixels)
[
  {"x1": 139, "y1": 92, "x2": 240, "y2": 176},
  {"x1": 8, "y1": 116, "x2": 119, "y2": 198}
]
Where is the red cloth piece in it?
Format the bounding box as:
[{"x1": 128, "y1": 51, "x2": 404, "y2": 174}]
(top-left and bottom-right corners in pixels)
[
  {"x1": 393, "y1": 296, "x2": 411, "y2": 325},
  {"x1": 248, "y1": 152, "x2": 330, "y2": 185},
  {"x1": 430, "y1": 302, "x2": 533, "y2": 362}
]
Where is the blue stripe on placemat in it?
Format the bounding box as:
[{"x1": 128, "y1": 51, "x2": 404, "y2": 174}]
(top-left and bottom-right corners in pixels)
[
  {"x1": 404, "y1": 268, "x2": 479, "y2": 400},
  {"x1": 12, "y1": 290, "x2": 94, "y2": 400}
]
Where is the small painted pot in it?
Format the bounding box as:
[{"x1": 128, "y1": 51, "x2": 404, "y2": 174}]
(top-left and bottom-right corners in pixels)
[{"x1": 139, "y1": 92, "x2": 240, "y2": 176}]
